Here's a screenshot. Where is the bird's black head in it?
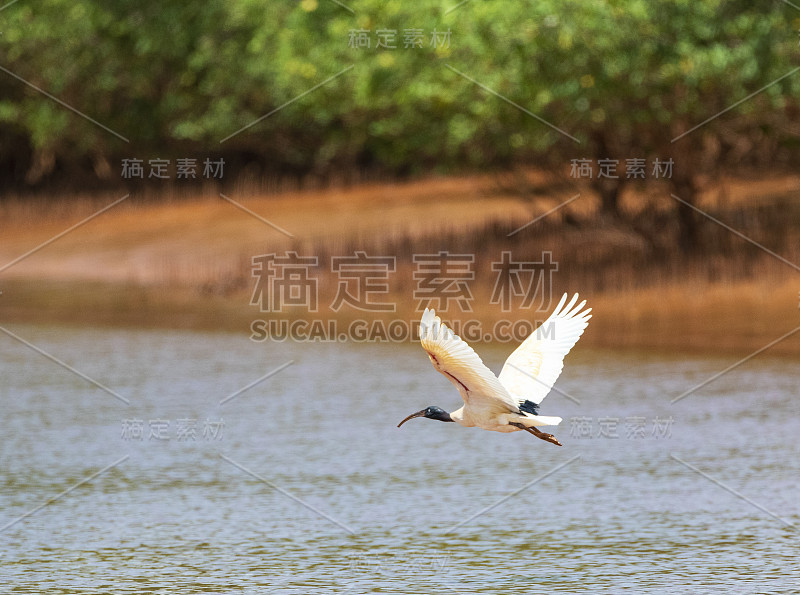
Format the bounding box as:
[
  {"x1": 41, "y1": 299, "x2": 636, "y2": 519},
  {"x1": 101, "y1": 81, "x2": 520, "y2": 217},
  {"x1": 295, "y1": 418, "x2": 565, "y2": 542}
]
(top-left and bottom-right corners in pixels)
[{"x1": 397, "y1": 406, "x2": 453, "y2": 427}]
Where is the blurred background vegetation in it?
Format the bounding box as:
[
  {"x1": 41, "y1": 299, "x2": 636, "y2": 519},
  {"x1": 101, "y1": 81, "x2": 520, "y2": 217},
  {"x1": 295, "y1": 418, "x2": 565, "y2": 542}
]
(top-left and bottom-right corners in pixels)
[
  {"x1": 1, "y1": 1, "x2": 798, "y2": 197},
  {"x1": 1, "y1": 1, "x2": 799, "y2": 347}
]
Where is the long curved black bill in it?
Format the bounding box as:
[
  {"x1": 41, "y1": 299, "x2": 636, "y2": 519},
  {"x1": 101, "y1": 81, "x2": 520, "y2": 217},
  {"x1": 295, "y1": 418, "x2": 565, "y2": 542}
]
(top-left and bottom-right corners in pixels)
[{"x1": 397, "y1": 409, "x2": 426, "y2": 427}]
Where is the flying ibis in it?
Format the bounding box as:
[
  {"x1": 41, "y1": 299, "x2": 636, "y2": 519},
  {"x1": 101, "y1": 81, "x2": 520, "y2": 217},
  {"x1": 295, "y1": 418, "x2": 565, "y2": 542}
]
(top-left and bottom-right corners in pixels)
[{"x1": 398, "y1": 293, "x2": 591, "y2": 446}]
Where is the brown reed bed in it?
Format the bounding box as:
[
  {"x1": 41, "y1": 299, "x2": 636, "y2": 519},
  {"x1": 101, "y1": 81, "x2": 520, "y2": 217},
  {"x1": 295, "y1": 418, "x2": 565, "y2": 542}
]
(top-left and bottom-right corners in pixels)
[{"x1": 0, "y1": 170, "x2": 798, "y2": 354}]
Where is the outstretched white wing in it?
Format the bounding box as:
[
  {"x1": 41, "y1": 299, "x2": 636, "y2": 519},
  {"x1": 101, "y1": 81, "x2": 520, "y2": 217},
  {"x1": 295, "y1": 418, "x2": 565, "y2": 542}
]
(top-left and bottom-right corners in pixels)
[
  {"x1": 420, "y1": 308, "x2": 518, "y2": 411},
  {"x1": 497, "y1": 293, "x2": 591, "y2": 405}
]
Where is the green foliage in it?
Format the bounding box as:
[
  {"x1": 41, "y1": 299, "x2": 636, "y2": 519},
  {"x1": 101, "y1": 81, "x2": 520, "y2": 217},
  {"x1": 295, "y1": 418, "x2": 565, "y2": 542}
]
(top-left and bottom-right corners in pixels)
[{"x1": 0, "y1": 0, "x2": 798, "y2": 183}]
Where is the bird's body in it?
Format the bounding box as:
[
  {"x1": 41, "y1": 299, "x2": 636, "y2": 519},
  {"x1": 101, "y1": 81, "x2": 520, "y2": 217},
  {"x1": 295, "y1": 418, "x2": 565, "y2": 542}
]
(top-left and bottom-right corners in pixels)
[{"x1": 398, "y1": 293, "x2": 592, "y2": 446}]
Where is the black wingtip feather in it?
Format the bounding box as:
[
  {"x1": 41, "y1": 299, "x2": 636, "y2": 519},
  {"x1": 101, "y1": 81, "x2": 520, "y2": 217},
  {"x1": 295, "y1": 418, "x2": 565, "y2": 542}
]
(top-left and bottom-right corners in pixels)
[{"x1": 518, "y1": 400, "x2": 540, "y2": 415}]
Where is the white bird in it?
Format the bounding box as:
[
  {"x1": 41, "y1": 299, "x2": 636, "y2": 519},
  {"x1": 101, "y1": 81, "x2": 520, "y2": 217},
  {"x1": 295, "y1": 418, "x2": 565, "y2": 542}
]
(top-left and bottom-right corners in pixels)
[{"x1": 397, "y1": 293, "x2": 591, "y2": 446}]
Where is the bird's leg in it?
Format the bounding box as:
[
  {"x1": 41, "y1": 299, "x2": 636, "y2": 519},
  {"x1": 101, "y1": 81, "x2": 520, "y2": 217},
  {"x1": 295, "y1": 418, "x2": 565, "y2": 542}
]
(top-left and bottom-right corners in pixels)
[{"x1": 510, "y1": 423, "x2": 562, "y2": 447}]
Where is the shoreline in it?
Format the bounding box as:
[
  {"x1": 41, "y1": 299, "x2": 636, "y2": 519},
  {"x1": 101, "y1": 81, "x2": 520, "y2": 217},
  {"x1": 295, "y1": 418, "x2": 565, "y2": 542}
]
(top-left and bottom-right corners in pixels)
[
  {"x1": 1, "y1": 278, "x2": 798, "y2": 357},
  {"x1": 1, "y1": 170, "x2": 798, "y2": 356}
]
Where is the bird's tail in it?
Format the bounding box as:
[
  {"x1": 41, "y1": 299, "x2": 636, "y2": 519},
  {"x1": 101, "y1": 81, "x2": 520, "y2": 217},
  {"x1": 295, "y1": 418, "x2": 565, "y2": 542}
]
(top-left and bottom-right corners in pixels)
[{"x1": 514, "y1": 414, "x2": 562, "y2": 427}]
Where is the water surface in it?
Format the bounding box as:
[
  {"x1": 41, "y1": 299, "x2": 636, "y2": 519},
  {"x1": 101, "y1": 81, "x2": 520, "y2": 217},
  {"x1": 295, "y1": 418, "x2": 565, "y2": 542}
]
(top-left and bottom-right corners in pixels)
[{"x1": 1, "y1": 325, "x2": 798, "y2": 593}]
